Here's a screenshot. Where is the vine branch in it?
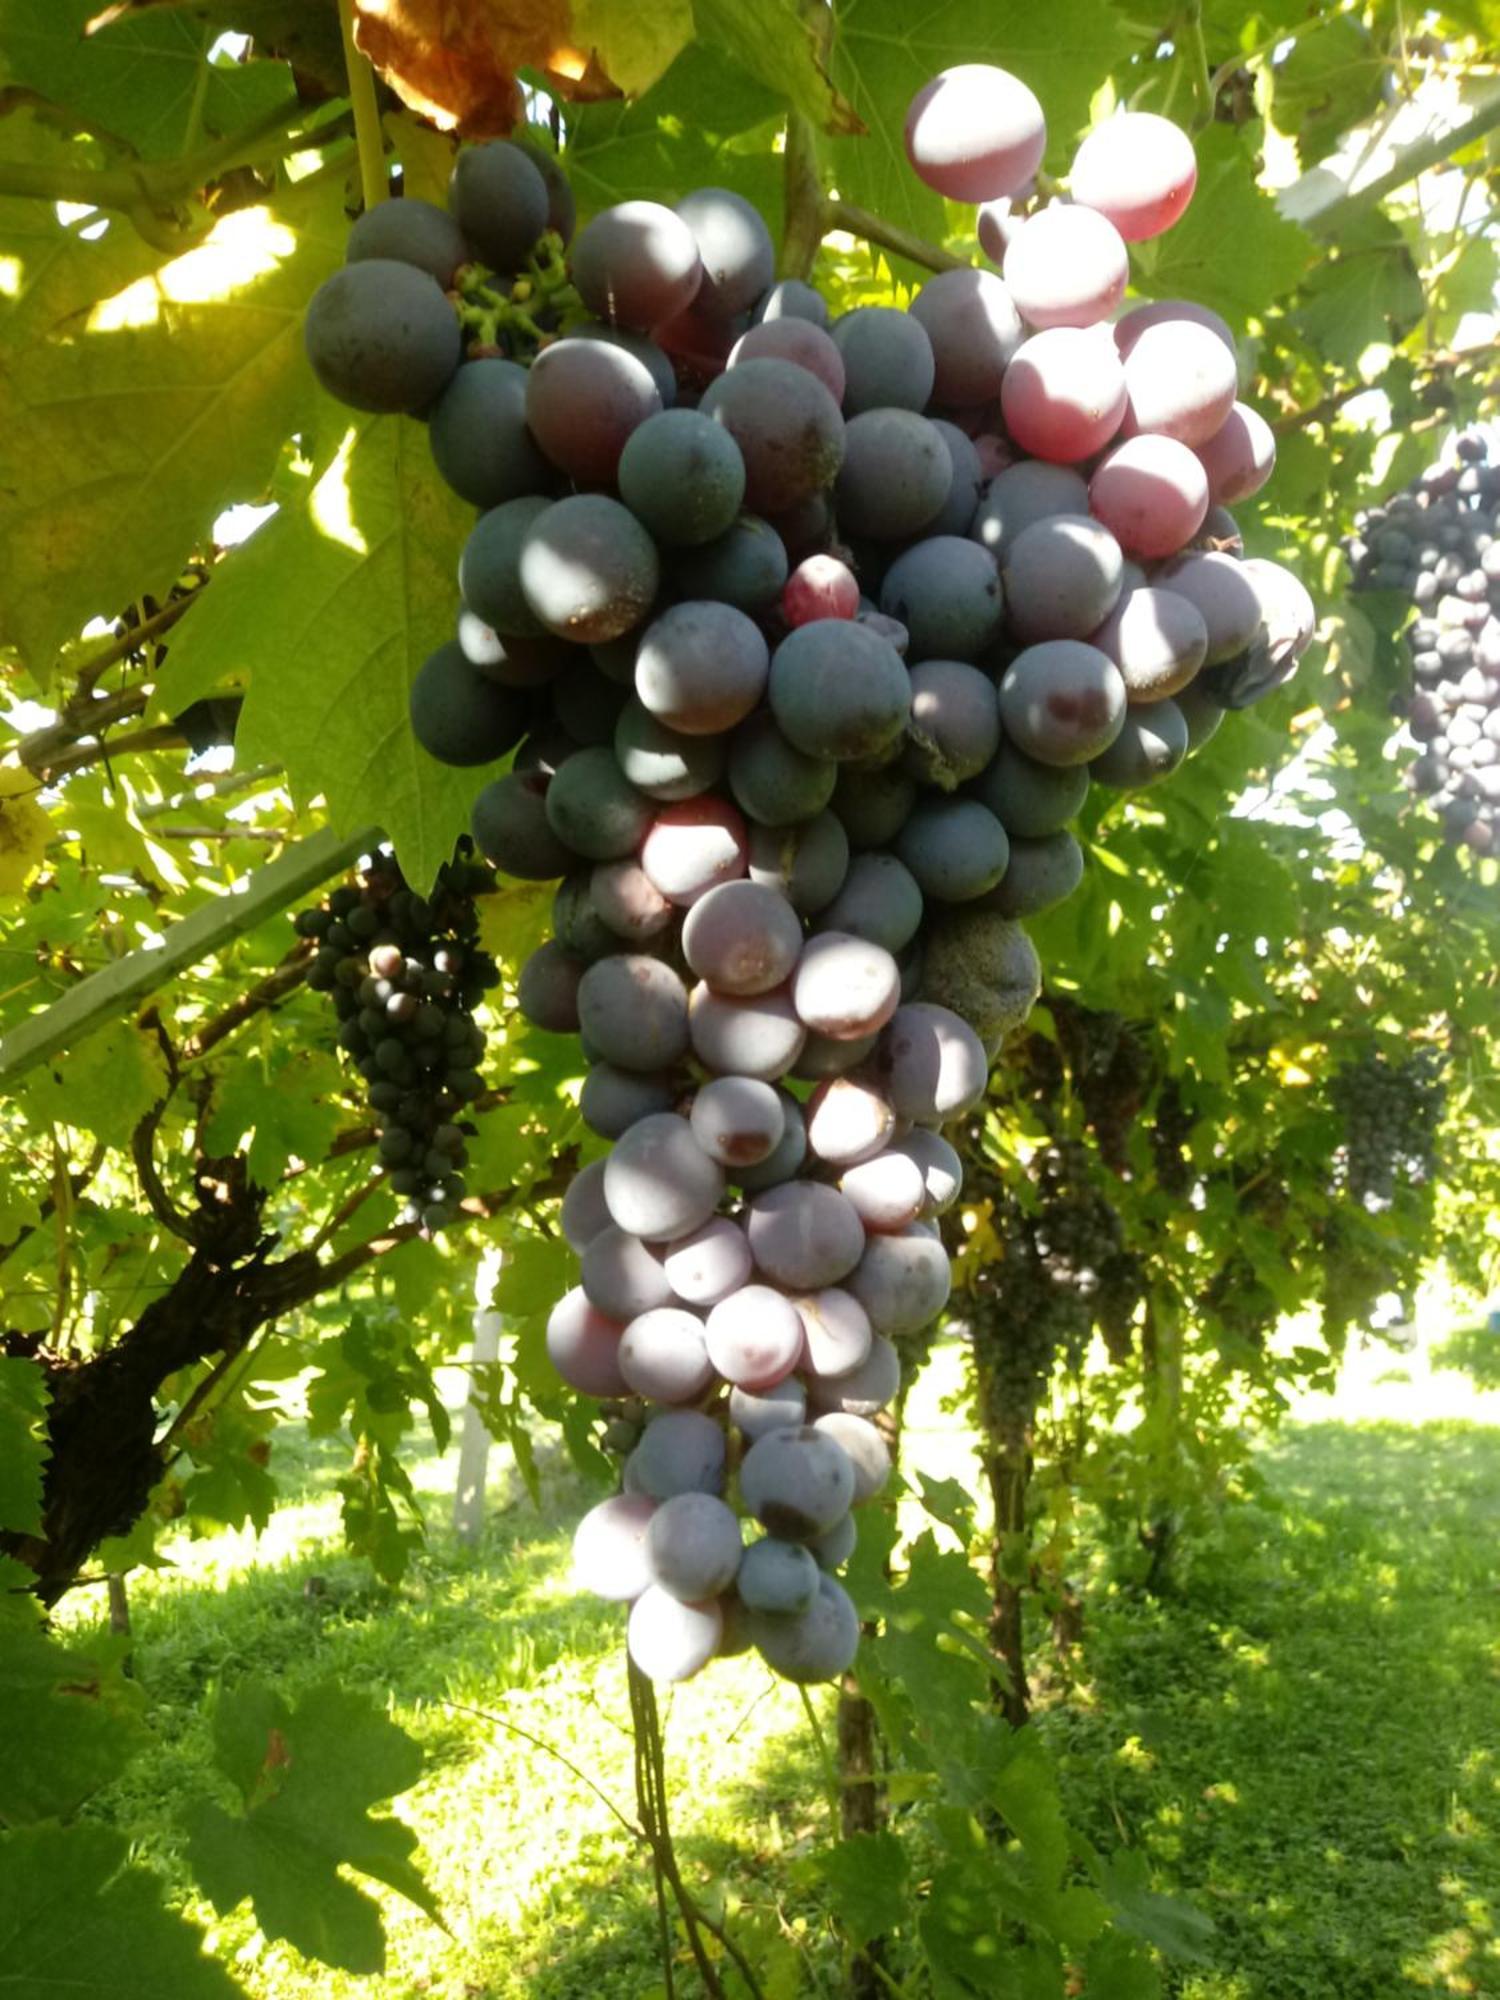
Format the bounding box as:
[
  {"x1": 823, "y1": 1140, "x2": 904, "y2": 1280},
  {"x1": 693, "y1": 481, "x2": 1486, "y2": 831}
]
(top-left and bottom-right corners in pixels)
[{"x1": 824, "y1": 198, "x2": 965, "y2": 274}]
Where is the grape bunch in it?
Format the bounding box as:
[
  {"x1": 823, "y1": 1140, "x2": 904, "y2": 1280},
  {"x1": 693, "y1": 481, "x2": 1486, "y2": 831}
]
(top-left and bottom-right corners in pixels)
[
  {"x1": 1330, "y1": 1047, "x2": 1447, "y2": 1207},
  {"x1": 1344, "y1": 431, "x2": 1500, "y2": 854},
  {"x1": 299, "y1": 61, "x2": 1317, "y2": 1686},
  {"x1": 297, "y1": 853, "x2": 498, "y2": 1231}
]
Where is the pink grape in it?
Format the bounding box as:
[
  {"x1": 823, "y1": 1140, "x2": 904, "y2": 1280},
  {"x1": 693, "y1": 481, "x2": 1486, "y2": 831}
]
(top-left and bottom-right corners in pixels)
[
  {"x1": 729, "y1": 319, "x2": 845, "y2": 403},
  {"x1": 1196, "y1": 402, "x2": 1277, "y2": 504},
  {"x1": 1070, "y1": 112, "x2": 1198, "y2": 241},
  {"x1": 706, "y1": 1284, "x2": 805, "y2": 1388},
  {"x1": 804, "y1": 1074, "x2": 897, "y2": 1167},
  {"x1": 1113, "y1": 298, "x2": 1235, "y2": 358},
  {"x1": 1002, "y1": 205, "x2": 1129, "y2": 330},
  {"x1": 793, "y1": 932, "x2": 902, "y2": 1041},
  {"x1": 619, "y1": 1305, "x2": 717, "y2": 1403},
  {"x1": 1156, "y1": 551, "x2": 1265, "y2": 664},
  {"x1": 640, "y1": 797, "x2": 748, "y2": 906},
  {"x1": 1120, "y1": 321, "x2": 1238, "y2": 447},
  {"x1": 546, "y1": 1286, "x2": 627, "y2": 1395},
  {"x1": 663, "y1": 1217, "x2": 753, "y2": 1306},
  {"x1": 1000, "y1": 328, "x2": 1127, "y2": 463},
  {"x1": 682, "y1": 878, "x2": 805, "y2": 996},
  {"x1": 1089, "y1": 435, "x2": 1210, "y2": 559},
  {"x1": 690, "y1": 1075, "x2": 786, "y2": 1165},
  {"x1": 904, "y1": 65, "x2": 1047, "y2": 202},
  {"x1": 839, "y1": 1150, "x2": 927, "y2": 1232},
  {"x1": 628, "y1": 1585, "x2": 722, "y2": 1683},
  {"x1": 572, "y1": 1494, "x2": 658, "y2": 1601},
  {"x1": 795, "y1": 1287, "x2": 874, "y2": 1379},
  {"x1": 783, "y1": 555, "x2": 860, "y2": 628},
  {"x1": 1091, "y1": 585, "x2": 1210, "y2": 701}
]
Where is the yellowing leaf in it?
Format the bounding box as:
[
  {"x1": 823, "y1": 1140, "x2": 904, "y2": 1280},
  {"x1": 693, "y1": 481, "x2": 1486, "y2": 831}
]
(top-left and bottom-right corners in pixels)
[
  {"x1": 0, "y1": 770, "x2": 50, "y2": 894},
  {"x1": 570, "y1": 0, "x2": 693, "y2": 94},
  {"x1": 27, "y1": 1020, "x2": 169, "y2": 1149}
]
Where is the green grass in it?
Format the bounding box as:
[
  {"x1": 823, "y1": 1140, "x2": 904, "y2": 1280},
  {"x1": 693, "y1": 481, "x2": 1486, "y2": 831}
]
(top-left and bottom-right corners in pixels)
[
  {"x1": 57, "y1": 1341, "x2": 1500, "y2": 1999},
  {"x1": 1050, "y1": 1420, "x2": 1500, "y2": 1998}
]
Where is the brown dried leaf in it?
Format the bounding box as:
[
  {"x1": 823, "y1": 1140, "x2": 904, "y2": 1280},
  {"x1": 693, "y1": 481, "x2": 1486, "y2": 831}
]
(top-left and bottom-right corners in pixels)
[{"x1": 352, "y1": 0, "x2": 560, "y2": 136}]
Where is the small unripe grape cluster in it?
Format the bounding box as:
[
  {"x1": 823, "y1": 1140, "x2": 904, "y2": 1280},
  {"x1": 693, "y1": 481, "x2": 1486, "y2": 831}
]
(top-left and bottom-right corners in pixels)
[
  {"x1": 1345, "y1": 431, "x2": 1500, "y2": 855},
  {"x1": 297, "y1": 853, "x2": 498, "y2": 1232}
]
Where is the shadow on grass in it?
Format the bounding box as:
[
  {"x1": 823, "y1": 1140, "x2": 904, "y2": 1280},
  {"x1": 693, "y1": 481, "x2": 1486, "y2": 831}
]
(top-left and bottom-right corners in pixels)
[
  {"x1": 1049, "y1": 1419, "x2": 1500, "y2": 2000},
  {"x1": 78, "y1": 1435, "x2": 838, "y2": 2000}
]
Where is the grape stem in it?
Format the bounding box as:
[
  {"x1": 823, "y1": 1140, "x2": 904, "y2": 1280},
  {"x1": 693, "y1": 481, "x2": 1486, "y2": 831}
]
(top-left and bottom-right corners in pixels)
[
  {"x1": 824, "y1": 197, "x2": 966, "y2": 274},
  {"x1": 337, "y1": 0, "x2": 388, "y2": 212},
  {"x1": 1182, "y1": 0, "x2": 1215, "y2": 129}
]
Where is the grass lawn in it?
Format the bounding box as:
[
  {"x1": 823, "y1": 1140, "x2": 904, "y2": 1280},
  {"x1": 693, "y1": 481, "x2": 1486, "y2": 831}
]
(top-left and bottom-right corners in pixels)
[{"x1": 58, "y1": 1328, "x2": 1500, "y2": 1998}]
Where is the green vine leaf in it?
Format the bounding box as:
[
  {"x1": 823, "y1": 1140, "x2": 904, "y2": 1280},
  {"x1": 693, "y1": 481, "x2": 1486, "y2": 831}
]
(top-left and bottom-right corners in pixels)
[
  {"x1": 1131, "y1": 124, "x2": 1315, "y2": 317},
  {"x1": 157, "y1": 408, "x2": 482, "y2": 894},
  {"x1": 694, "y1": 0, "x2": 863, "y2": 136},
  {"x1": 0, "y1": 1622, "x2": 147, "y2": 1825},
  {"x1": 0, "y1": 1, "x2": 296, "y2": 161},
  {"x1": 0, "y1": 1823, "x2": 241, "y2": 1998},
  {"x1": 184, "y1": 1679, "x2": 438, "y2": 1975},
  {"x1": 0, "y1": 145, "x2": 346, "y2": 682}
]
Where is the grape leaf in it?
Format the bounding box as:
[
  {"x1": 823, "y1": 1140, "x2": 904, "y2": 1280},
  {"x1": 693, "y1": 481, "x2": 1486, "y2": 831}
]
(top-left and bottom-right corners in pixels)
[
  {"x1": 824, "y1": 0, "x2": 1137, "y2": 254},
  {"x1": 0, "y1": 1, "x2": 295, "y2": 160},
  {"x1": 0, "y1": 1622, "x2": 147, "y2": 1825},
  {"x1": 184, "y1": 1679, "x2": 437, "y2": 1975},
  {"x1": 1265, "y1": 13, "x2": 1385, "y2": 168},
  {"x1": 0, "y1": 138, "x2": 345, "y2": 680},
  {"x1": 99, "y1": 1, "x2": 351, "y2": 94},
  {"x1": 1130, "y1": 124, "x2": 1315, "y2": 318},
  {"x1": 0, "y1": 1822, "x2": 240, "y2": 1998},
  {"x1": 157, "y1": 408, "x2": 480, "y2": 895},
  {"x1": 570, "y1": 0, "x2": 694, "y2": 95},
  {"x1": 25, "y1": 1019, "x2": 170, "y2": 1149},
  {"x1": 693, "y1": 0, "x2": 862, "y2": 135},
  {"x1": 1293, "y1": 215, "x2": 1424, "y2": 366},
  {"x1": 1092, "y1": 1847, "x2": 1215, "y2": 1961},
  {"x1": 806, "y1": 1832, "x2": 909, "y2": 1946},
  {"x1": 0, "y1": 1356, "x2": 48, "y2": 1538},
  {"x1": 565, "y1": 44, "x2": 784, "y2": 217},
  {"x1": 202, "y1": 1044, "x2": 345, "y2": 1189},
  {"x1": 1083, "y1": 1931, "x2": 1163, "y2": 1999}
]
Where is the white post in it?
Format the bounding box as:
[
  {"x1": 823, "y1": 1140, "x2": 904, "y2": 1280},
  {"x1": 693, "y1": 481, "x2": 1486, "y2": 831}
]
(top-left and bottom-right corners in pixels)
[{"x1": 453, "y1": 1305, "x2": 503, "y2": 1545}]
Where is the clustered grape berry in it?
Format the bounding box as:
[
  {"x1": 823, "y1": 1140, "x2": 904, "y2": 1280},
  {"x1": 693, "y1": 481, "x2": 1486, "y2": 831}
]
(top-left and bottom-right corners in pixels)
[
  {"x1": 297, "y1": 854, "x2": 498, "y2": 1232},
  {"x1": 301, "y1": 59, "x2": 1318, "y2": 1688},
  {"x1": 1344, "y1": 431, "x2": 1500, "y2": 854},
  {"x1": 1330, "y1": 1047, "x2": 1447, "y2": 1207}
]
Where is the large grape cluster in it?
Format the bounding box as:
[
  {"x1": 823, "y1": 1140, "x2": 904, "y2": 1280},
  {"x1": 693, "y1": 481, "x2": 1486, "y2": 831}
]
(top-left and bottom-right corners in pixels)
[
  {"x1": 1330, "y1": 1047, "x2": 1446, "y2": 1207},
  {"x1": 301, "y1": 61, "x2": 1317, "y2": 1687},
  {"x1": 297, "y1": 853, "x2": 498, "y2": 1231},
  {"x1": 1345, "y1": 431, "x2": 1500, "y2": 853}
]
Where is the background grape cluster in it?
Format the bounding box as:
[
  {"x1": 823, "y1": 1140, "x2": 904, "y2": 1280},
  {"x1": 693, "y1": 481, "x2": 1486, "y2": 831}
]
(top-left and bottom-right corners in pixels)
[
  {"x1": 1344, "y1": 431, "x2": 1500, "y2": 853},
  {"x1": 1331, "y1": 1047, "x2": 1447, "y2": 1207},
  {"x1": 300, "y1": 61, "x2": 1317, "y2": 1688},
  {"x1": 298, "y1": 853, "x2": 497, "y2": 1231}
]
